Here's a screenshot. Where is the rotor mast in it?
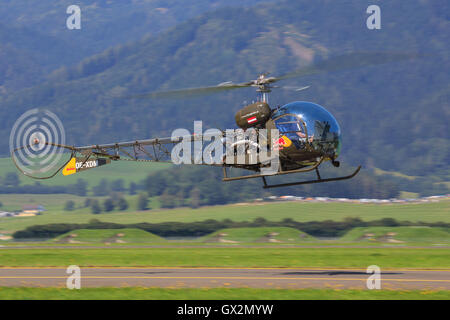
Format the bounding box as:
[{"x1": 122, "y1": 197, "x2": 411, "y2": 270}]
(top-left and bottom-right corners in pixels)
[{"x1": 255, "y1": 73, "x2": 274, "y2": 104}]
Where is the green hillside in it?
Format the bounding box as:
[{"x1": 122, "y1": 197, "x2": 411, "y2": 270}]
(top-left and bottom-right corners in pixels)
[
  {"x1": 0, "y1": 0, "x2": 272, "y2": 93},
  {"x1": 53, "y1": 228, "x2": 165, "y2": 244},
  {"x1": 0, "y1": 0, "x2": 272, "y2": 59},
  {"x1": 202, "y1": 227, "x2": 315, "y2": 243},
  {"x1": 340, "y1": 226, "x2": 450, "y2": 243},
  {"x1": 0, "y1": 157, "x2": 171, "y2": 187},
  {"x1": 0, "y1": 22, "x2": 73, "y2": 92},
  {"x1": 1, "y1": 200, "x2": 448, "y2": 234}
]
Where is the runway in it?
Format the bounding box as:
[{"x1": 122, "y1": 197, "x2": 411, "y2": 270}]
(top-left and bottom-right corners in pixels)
[{"x1": 0, "y1": 267, "x2": 449, "y2": 290}]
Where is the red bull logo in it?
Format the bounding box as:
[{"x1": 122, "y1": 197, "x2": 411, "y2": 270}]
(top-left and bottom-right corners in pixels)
[{"x1": 273, "y1": 135, "x2": 292, "y2": 150}]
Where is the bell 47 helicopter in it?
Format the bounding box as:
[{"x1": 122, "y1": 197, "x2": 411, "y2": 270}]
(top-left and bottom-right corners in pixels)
[{"x1": 11, "y1": 52, "x2": 416, "y2": 188}]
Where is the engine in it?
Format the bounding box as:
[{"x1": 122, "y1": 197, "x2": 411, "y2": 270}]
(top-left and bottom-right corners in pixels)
[{"x1": 234, "y1": 102, "x2": 271, "y2": 129}]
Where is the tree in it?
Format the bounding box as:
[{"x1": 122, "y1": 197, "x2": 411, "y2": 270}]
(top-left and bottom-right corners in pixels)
[
  {"x1": 109, "y1": 191, "x2": 121, "y2": 202},
  {"x1": 111, "y1": 179, "x2": 126, "y2": 192},
  {"x1": 117, "y1": 197, "x2": 129, "y2": 211},
  {"x1": 103, "y1": 198, "x2": 115, "y2": 212},
  {"x1": 129, "y1": 182, "x2": 138, "y2": 195},
  {"x1": 92, "y1": 179, "x2": 110, "y2": 196},
  {"x1": 91, "y1": 200, "x2": 102, "y2": 214},
  {"x1": 71, "y1": 179, "x2": 88, "y2": 196},
  {"x1": 175, "y1": 190, "x2": 185, "y2": 207},
  {"x1": 64, "y1": 200, "x2": 75, "y2": 211},
  {"x1": 159, "y1": 191, "x2": 176, "y2": 209},
  {"x1": 145, "y1": 173, "x2": 167, "y2": 196},
  {"x1": 189, "y1": 187, "x2": 200, "y2": 208},
  {"x1": 84, "y1": 198, "x2": 92, "y2": 207},
  {"x1": 3, "y1": 172, "x2": 20, "y2": 188},
  {"x1": 137, "y1": 193, "x2": 149, "y2": 211},
  {"x1": 0, "y1": 201, "x2": 3, "y2": 208}
]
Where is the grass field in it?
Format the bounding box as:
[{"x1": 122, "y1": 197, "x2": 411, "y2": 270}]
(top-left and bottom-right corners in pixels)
[
  {"x1": 340, "y1": 226, "x2": 450, "y2": 243},
  {"x1": 52, "y1": 228, "x2": 165, "y2": 244},
  {"x1": 0, "y1": 193, "x2": 95, "y2": 212},
  {"x1": 0, "y1": 247, "x2": 448, "y2": 268},
  {"x1": 201, "y1": 227, "x2": 315, "y2": 243},
  {"x1": 2, "y1": 225, "x2": 447, "y2": 246},
  {"x1": 0, "y1": 193, "x2": 166, "y2": 214},
  {"x1": 1, "y1": 200, "x2": 448, "y2": 234},
  {"x1": 52, "y1": 227, "x2": 314, "y2": 244},
  {"x1": 0, "y1": 157, "x2": 170, "y2": 187},
  {"x1": 0, "y1": 287, "x2": 448, "y2": 300}
]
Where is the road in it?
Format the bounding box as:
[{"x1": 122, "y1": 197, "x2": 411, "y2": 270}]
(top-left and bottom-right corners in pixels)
[{"x1": 0, "y1": 267, "x2": 449, "y2": 290}]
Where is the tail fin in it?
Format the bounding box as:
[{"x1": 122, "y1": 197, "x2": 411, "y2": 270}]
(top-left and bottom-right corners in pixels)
[{"x1": 62, "y1": 157, "x2": 111, "y2": 176}]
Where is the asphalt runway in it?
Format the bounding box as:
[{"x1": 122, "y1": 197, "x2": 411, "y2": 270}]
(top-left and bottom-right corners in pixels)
[{"x1": 0, "y1": 267, "x2": 449, "y2": 290}]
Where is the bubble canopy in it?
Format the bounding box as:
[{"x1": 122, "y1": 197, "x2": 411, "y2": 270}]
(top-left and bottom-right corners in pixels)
[{"x1": 272, "y1": 101, "x2": 342, "y2": 158}]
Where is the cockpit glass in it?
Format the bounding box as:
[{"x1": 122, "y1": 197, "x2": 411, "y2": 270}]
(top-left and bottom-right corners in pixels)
[
  {"x1": 274, "y1": 115, "x2": 308, "y2": 150},
  {"x1": 272, "y1": 101, "x2": 342, "y2": 157},
  {"x1": 275, "y1": 116, "x2": 303, "y2": 133},
  {"x1": 274, "y1": 116, "x2": 304, "y2": 134}
]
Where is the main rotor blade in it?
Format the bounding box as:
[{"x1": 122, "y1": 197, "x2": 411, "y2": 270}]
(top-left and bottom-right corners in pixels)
[
  {"x1": 124, "y1": 52, "x2": 419, "y2": 100},
  {"x1": 128, "y1": 82, "x2": 252, "y2": 99},
  {"x1": 274, "y1": 52, "x2": 419, "y2": 81},
  {"x1": 278, "y1": 85, "x2": 311, "y2": 92}
]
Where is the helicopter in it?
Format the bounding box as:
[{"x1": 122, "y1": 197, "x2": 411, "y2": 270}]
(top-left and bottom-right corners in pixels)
[{"x1": 10, "y1": 52, "x2": 416, "y2": 188}]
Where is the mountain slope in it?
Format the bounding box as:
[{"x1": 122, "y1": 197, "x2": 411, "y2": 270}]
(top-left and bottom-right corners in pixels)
[
  {"x1": 0, "y1": 23, "x2": 75, "y2": 92},
  {"x1": 0, "y1": 0, "x2": 274, "y2": 93}
]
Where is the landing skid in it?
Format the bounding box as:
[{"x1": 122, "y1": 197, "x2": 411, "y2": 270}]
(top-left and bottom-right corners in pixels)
[{"x1": 261, "y1": 166, "x2": 361, "y2": 189}]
